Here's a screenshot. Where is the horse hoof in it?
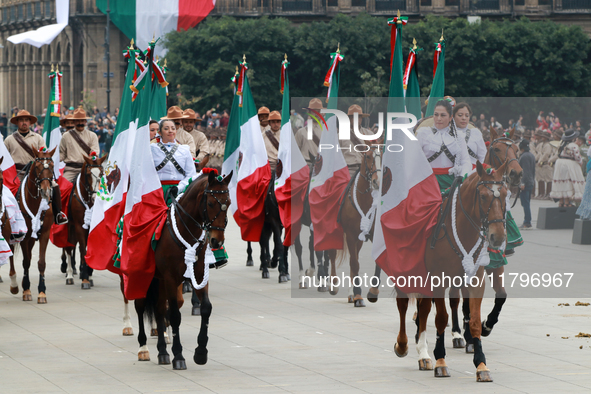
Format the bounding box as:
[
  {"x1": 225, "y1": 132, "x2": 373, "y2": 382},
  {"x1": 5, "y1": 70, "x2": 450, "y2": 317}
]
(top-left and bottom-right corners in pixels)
[
  {"x1": 317, "y1": 286, "x2": 327, "y2": 293},
  {"x1": 278, "y1": 275, "x2": 288, "y2": 283},
  {"x1": 246, "y1": 259, "x2": 253, "y2": 267},
  {"x1": 481, "y1": 321, "x2": 493, "y2": 337},
  {"x1": 466, "y1": 343, "x2": 474, "y2": 353},
  {"x1": 173, "y1": 358, "x2": 187, "y2": 370},
  {"x1": 158, "y1": 354, "x2": 171, "y2": 365},
  {"x1": 299, "y1": 282, "x2": 308, "y2": 289},
  {"x1": 150, "y1": 329, "x2": 158, "y2": 337},
  {"x1": 81, "y1": 282, "x2": 91, "y2": 290},
  {"x1": 453, "y1": 338, "x2": 466, "y2": 348},
  {"x1": 354, "y1": 299, "x2": 365, "y2": 308},
  {"x1": 22, "y1": 291, "x2": 32, "y2": 301},
  {"x1": 192, "y1": 306, "x2": 200, "y2": 316},
  {"x1": 305, "y1": 268, "x2": 315, "y2": 277},
  {"x1": 394, "y1": 343, "x2": 408, "y2": 358},
  {"x1": 194, "y1": 349, "x2": 208, "y2": 365},
  {"x1": 37, "y1": 296, "x2": 47, "y2": 304},
  {"x1": 347, "y1": 295, "x2": 354, "y2": 303},
  {"x1": 138, "y1": 351, "x2": 150, "y2": 361},
  {"x1": 10, "y1": 286, "x2": 19, "y2": 295},
  {"x1": 122, "y1": 327, "x2": 134, "y2": 336},
  {"x1": 329, "y1": 287, "x2": 339, "y2": 296},
  {"x1": 286, "y1": 274, "x2": 290, "y2": 281},
  {"x1": 434, "y1": 366, "x2": 451, "y2": 378},
  {"x1": 262, "y1": 271, "x2": 270, "y2": 279},
  {"x1": 476, "y1": 369, "x2": 493, "y2": 382},
  {"x1": 367, "y1": 290, "x2": 379, "y2": 303},
  {"x1": 418, "y1": 358, "x2": 433, "y2": 371},
  {"x1": 89, "y1": 279, "x2": 94, "y2": 287},
  {"x1": 182, "y1": 281, "x2": 192, "y2": 294},
  {"x1": 66, "y1": 278, "x2": 74, "y2": 285}
]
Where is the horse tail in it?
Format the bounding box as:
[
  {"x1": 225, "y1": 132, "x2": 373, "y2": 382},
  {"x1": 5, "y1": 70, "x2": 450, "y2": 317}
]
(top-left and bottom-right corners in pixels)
[
  {"x1": 143, "y1": 278, "x2": 160, "y2": 326},
  {"x1": 12, "y1": 242, "x2": 21, "y2": 259},
  {"x1": 335, "y1": 234, "x2": 349, "y2": 269}
]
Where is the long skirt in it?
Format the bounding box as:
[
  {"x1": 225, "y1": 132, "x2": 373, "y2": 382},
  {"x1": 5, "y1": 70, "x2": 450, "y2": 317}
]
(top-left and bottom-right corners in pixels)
[
  {"x1": 550, "y1": 158, "x2": 585, "y2": 201},
  {"x1": 576, "y1": 172, "x2": 591, "y2": 220}
]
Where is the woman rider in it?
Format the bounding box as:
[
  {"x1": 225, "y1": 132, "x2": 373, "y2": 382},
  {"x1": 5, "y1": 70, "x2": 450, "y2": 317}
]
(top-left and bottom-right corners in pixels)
[{"x1": 453, "y1": 102, "x2": 487, "y2": 167}]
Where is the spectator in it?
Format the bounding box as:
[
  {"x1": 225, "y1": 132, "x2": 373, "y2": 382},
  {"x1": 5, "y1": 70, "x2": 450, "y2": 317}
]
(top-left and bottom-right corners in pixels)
[
  {"x1": 476, "y1": 113, "x2": 489, "y2": 130},
  {"x1": 575, "y1": 135, "x2": 588, "y2": 176},
  {"x1": 515, "y1": 115, "x2": 524, "y2": 132},
  {"x1": 471, "y1": 115, "x2": 477, "y2": 125},
  {"x1": 550, "y1": 129, "x2": 585, "y2": 207},
  {"x1": 0, "y1": 112, "x2": 7, "y2": 138},
  {"x1": 96, "y1": 122, "x2": 108, "y2": 156},
  {"x1": 490, "y1": 116, "x2": 502, "y2": 130},
  {"x1": 518, "y1": 139, "x2": 535, "y2": 229},
  {"x1": 219, "y1": 110, "x2": 229, "y2": 128}
]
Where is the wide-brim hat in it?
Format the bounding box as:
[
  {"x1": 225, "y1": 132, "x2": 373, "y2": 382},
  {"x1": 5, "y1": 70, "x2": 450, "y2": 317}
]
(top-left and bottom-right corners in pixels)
[
  {"x1": 182, "y1": 109, "x2": 202, "y2": 122},
  {"x1": 561, "y1": 128, "x2": 580, "y2": 141},
  {"x1": 71, "y1": 106, "x2": 92, "y2": 121},
  {"x1": 307, "y1": 98, "x2": 324, "y2": 110},
  {"x1": 258, "y1": 106, "x2": 270, "y2": 115},
  {"x1": 11, "y1": 109, "x2": 38, "y2": 125},
  {"x1": 60, "y1": 114, "x2": 73, "y2": 126},
  {"x1": 161, "y1": 106, "x2": 187, "y2": 121},
  {"x1": 268, "y1": 111, "x2": 281, "y2": 121},
  {"x1": 523, "y1": 129, "x2": 532, "y2": 138},
  {"x1": 347, "y1": 104, "x2": 369, "y2": 118},
  {"x1": 535, "y1": 129, "x2": 551, "y2": 139}
]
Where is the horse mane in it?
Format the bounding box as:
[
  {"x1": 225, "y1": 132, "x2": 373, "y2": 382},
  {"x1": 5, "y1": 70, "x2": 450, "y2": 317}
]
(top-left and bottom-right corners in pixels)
[{"x1": 178, "y1": 173, "x2": 209, "y2": 205}]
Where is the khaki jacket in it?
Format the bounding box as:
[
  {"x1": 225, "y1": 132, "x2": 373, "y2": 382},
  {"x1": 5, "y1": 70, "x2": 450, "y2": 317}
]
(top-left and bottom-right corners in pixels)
[
  {"x1": 175, "y1": 128, "x2": 196, "y2": 157},
  {"x1": 59, "y1": 128, "x2": 100, "y2": 165},
  {"x1": 188, "y1": 129, "x2": 210, "y2": 162},
  {"x1": 262, "y1": 127, "x2": 280, "y2": 171},
  {"x1": 5, "y1": 131, "x2": 46, "y2": 165},
  {"x1": 295, "y1": 123, "x2": 322, "y2": 163},
  {"x1": 341, "y1": 126, "x2": 373, "y2": 168},
  {"x1": 534, "y1": 141, "x2": 555, "y2": 166}
]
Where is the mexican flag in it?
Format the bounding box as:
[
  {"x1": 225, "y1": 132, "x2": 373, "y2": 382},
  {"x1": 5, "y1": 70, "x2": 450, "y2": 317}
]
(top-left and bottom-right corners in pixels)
[
  {"x1": 120, "y1": 42, "x2": 168, "y2": 300},
  {"x1": 221, "y1": 79, "x2": 241, "y2": 216},
  {"x1": 372, "y1": 18, "x2": 441, "y2": 295},
  {"x1": 233, "y1": 66, "x2": 271, "y2": 242},
  {"x1": 425, "y1": 38, "x2": 446, "y2": 118},
  {"x1": 404, "y1": 44, "x2": 422, "y2": 121},
  {"x1": 150, "y1": 60, "x2": 168, "y2": 120},
  {"x1": 86, "y1": 45, "x2": 139, "y2": 274},
  {"x1": 308, "y1": 50, "x2": 349, "y2": 251},
  {"x1": 42, "y1": 69, "x2": 64, "y2": 180},
  {"x1": 274, "y1": 58, "x2": 309, "y2": 247},
  {"x1": 0, "y1": 138, "x2": 19, "y2": 196},
  {"x1": 96, "y1": 0, "x2": 215, "y2": 56}
]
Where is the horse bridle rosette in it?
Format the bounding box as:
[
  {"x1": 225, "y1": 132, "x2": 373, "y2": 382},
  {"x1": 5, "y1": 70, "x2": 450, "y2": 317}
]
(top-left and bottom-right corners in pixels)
[{"x1": 31, "y1": 157, "x2": 55, "y2": 199}]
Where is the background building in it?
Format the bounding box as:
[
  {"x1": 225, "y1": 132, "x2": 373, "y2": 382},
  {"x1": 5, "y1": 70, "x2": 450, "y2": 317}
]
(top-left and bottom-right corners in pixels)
[{"x1": 0, "y1": 0, "x2": 590, "y2": 118}]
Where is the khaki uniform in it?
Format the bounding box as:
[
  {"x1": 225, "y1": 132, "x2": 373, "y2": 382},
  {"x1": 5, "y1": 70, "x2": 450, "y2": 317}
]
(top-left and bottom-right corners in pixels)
[
  {"x1": 187, "y1": 129, "x2": 210, "y2": 162},
  {"x1": 208, "y1": 139, "x2": 225, "y2": 170},
  {"x1": 5, "y1": 131, "x2": 47, "y2": 181},
  {"x1": 175, "y1": 128, "x2": 196, "y2": 157},
  {"x1": 262, "y1": 128, "x2": 280, "y2": 172},
  {"x1": 341, "y1": 126, "x2": 373, "y2": 177},
  {"x1": 59, "y1": 128, "x2": 100, "y2": 183},
  {"x1": 534, "y1": 141, "x2": 556, "y2": 183},
  {"x1": 295, "y1": 123, "x2": 322, "y2": 163}
]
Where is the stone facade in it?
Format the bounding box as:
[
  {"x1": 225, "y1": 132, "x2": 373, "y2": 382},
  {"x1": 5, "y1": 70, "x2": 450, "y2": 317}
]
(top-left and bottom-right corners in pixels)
[{"x1": 0, "y1": 0, "x2": 590, "y2": 118}]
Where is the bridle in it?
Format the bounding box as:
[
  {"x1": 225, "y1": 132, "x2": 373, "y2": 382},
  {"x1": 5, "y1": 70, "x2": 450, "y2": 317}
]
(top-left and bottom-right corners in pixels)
[
  {"x1": 27, "y1": 157, "x2": 55, "y2": 200},
  {"x1": 487, "y1": 137, "x2": 519, "y2": 179},
  {"x1": 81, "y1": 163, "x2": 104, "y2": 204},
  {"x1": 357, "y1": 149, "x2": 380, "y2": 195}
]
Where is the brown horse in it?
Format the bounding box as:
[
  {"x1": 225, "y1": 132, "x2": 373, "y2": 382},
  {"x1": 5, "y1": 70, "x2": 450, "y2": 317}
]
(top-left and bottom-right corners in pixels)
[
  {"x1": 395, "y1": 161, "x2": 509, "y2": 382},
  {"x1": 134, "y1": 170, "x2": 232, "y2": 369},
  {"x1": 9, "y1": 148, "x2": 56, "y2": 303},
  {"x1": 333, "y1": 148, "x2": 380, "y2": 307},
  {"x1": 449, "y1": 126, "x2": 523, "y2": 349},
  {"x1": 62, "y1": 155, "x2": 106, "y2": 289}
]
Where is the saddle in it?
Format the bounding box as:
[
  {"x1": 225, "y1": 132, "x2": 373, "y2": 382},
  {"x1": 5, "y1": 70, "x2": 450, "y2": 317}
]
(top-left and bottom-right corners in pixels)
[{"x1": 429, "y1": 175, "x2": 463, "y2": 249}]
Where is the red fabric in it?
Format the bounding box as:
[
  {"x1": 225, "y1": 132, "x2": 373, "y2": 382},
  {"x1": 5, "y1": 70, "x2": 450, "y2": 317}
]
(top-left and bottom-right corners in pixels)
[
  {"x1": 49, "y1": 177, "x2": 74, "y2": 248},
  {"x1": 309, "y1": 166, "x2": 349, "y2": 251},
  {"x1": 85, "y1": 194, "x2": 127, "y2": 275},
  {"x1": 375, "y1": 174, "x2": 441, "y2": 296},
  {"x1": 4, "y1": 165, "x2": 20, "y2": 196},
  {"x1": 120, "y1": 188, "x2": 168, "y2": 300},
  {"x1": 276, "y1": 165, "x2": 310, "y2": 247},
  {"x1": 178, "y1": 0, "x2": 215, "y2": 31},
  {"x1": 432, "y1": 167, "x2": 452, "y2": 175},
  {"x1": 161, "y1": 180, "x2": 180, "y2": 185},
  {"x1": 234, "y1": 163, "x2": 271, "y2": 242}
]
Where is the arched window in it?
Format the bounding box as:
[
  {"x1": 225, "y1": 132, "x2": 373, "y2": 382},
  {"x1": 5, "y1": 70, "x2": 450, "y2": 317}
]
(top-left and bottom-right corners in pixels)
[
  {"x1": 56, "y1": 42, "x2": 61, "y2": 62},
  {"x1": 46, "y1": 45, "x2": 52, "y2": 63}
]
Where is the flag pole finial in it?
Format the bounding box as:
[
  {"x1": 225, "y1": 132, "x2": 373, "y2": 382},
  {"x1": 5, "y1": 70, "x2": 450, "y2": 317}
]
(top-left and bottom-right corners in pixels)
[
  {"x1": 164, "y1": 58, "x2": 167, "y2": 68},
  {"x1": 130, "y1": 38, "x2": 134, "y2": 46},
  {"x1": 284, "y1": 53, "x2": 288, "y2": 61},
  {"x1": 397, "y1": 9, "x2": 401, "y2": 18},
  {"x1": 337, "y1": 42, "x2": 340, "y2": 53},
  {"x1": 243, "y1": 54, "x2": 246, "y2": 63},
  {"x1": 156, "y1": 55, "x2": 159, "y2": 62},
  {"x1": 235, "y1": 65, "x2": 239, "y2": 74},
  {"x1": 440, "y1": 29, "x2": 444, "y2": 42},
  {"x1": 152, "y1": 32, "x2": 156, "y2": 43},
  {"x1": 51, "y1": 64, "x2": 54, "y2": 72},
  {"x1": 56, "y1": 64, "x2": 59, "y2": 73},
  {"x1": 412, "y1": 38, "x2": 417, "y2": 50}
]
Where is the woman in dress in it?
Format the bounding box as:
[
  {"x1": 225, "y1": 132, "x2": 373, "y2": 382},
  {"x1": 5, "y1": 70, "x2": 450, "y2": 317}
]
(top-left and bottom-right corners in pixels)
[
  {"x1": 453, "y1": 102, "x2": 486, "y2": 168},
  {"x1": 576, "y1": 143, "x2": 591, "y2": 220},
  {"x1": 550, "y1": 129, "x2": 585, "y2": 207}
]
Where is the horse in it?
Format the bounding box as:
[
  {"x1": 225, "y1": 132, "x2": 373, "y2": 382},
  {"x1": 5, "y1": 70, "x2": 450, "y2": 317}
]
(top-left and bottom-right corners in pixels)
[
  {"x1": 134, "y1": 170, "x2": 232, "y2": 369},
  {"x1": 9, "y1": 148, "x2": 57, "y2": 303},
  {"x1": 331, "y1": 148, "x2": 380, "y2": 307},
  {"x1": 62, "y1": 155, "x2": 106, "y2": 289},
  {"x1": 395, "y1": 160, "x2": 508, "y2": 382},
  {"x1": 449, "y1": 126, "x2": 523, "y2": 350}
]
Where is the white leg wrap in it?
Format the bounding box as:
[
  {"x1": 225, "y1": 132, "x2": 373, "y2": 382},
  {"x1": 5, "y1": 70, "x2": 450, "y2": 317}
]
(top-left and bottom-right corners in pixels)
[
  {"x1": 138, "y1": 345, "x2": 149, "y2": 354},
  {"x1": 66, "y1": 253, "x2": 73, "y2": 280},
  {"x1": 452, "y1": 331, "x2": 463, "y2": 339},
  {"x1": 416, "y1": 331, "x2": 430, "y2": 360},
  {"x1": 123, "y1": 303, "x2": 132, "y2": 328},
  {"x1": 10, "y1": 273, "x2": 17, "y2": 288}
]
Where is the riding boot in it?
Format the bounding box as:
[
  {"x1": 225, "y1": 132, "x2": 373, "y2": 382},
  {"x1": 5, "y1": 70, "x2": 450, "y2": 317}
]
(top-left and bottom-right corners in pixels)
[
  {"x1": 52, "y1": 186, "x2": 68, "y2": 225},
  {"x1": 536, "y1": 181, "x2": 545, "y2": 199}
]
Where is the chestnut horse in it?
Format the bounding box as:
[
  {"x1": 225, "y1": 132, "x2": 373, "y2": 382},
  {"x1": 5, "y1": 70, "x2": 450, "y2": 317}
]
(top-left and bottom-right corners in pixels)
[
  {"x1": 134, "y1": 170, "x2": 232, "y2": 369},
  {"x1": 63, "y1": 155, "x2": 106, "y2": 289},
  {"x1": 395, "y1": 161, "x2": 509, "y2": 383},
  {"x1": 9, "y1": 148, "x2": 56, "y2": 303}
]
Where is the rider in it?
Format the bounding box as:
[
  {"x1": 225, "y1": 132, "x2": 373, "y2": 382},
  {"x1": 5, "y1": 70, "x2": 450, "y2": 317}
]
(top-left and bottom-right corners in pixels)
[
  {"x1": 60, "y1": 114, "x2": 75, "y2": 134},
  {"x1": 5, "y1": 109, "x2": 68, "y2": 225},
  {"x1": 294, "y1": 98, "x2": 324, "y2": 164},
  {"x1": 258, "y1": 106, "x2": 270, "y2": 133},
  {"x1": 262, "y1": 111, "x2": 281, "y2": 173},
  {"x1": 59, "y1": 106, "x2": 100, "y2": 184},
  {"x1": 342, "y1": 104, "x2": 375, "y2": 178},
  {"x1": 163, "y1": 106, "x2": 196, "y2": 158},
  {"x1": 453, "y1": 103, "x2": 487, "y2": 167},
  {"x1": 182, "y1": 109, "x2": 210, "y2": 169},
  {"x1": 151, "y1": 119, "x2": 196, "y2": 205}
]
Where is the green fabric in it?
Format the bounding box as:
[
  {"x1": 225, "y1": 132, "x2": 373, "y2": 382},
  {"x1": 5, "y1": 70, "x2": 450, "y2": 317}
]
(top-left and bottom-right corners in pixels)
[
  {"x1": 425, "y1": 40, "x2": 446, "y2": 118},
  {"x1": 42, "y1": 72, "x2": 61, "y2": 146},
  {"x1": 213, "y1": 246, "x2": 228, "y2": 262},
  {"x1": 505, "y1": 211, "x2": 523, "y2": 249},
  {"x1": 162, "y1": 184, "x2": 178, "y2": 206},
  {"x1": 280, "y1": 66, "x2": 290, "y2": 128},
  {"x1": 405, "y1": 63, "x2": 421, "y2": 121},
  {"x1": 222, "y1": 89, "x2": 241, "y2": 164},
  {"x1": 387, "y1": 24, "x2": 405, "y2": 113},
  {"x1": 486, "y1": 248, "x2": 507, "y2": 269},
  {"x1": 113, "y1": 217, "x2": 124, "y2": 269},
  {"x1": 435, "y1": 174, "x2": 454, "y2": 193},
  {"x1": 112, "y1": 48, "x2": 137, "y2": 145},
  {"x1": 96, "y1": 0, "x2": 136, "y2": 46},
  {"x1": 150, "y1": 77, "x2": 167, "y2": 120}
]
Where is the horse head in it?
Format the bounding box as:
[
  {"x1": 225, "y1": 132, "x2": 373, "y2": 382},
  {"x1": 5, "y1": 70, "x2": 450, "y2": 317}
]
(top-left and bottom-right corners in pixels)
[
  {"x1": 475, "y1": 160, "x2": 508, "y2": 249},
  {"x1": 203, "y1": 170, "x2": 232, "y2": 250},
  {"x1": 82, "y1": 153, "x2": 107, "y2": 203},
  {"x1": 32, "y1": 147, "x2": 56, "y2": 202},
  {"x1": 361, "y1": 148, "x2": 380, "y2": 192},
  {"x1": 487, "y1": 126, "x2": 522, "y2": 187}
]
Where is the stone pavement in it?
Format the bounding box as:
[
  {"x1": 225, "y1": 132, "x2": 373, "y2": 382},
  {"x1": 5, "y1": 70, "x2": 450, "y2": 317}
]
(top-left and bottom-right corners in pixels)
[{"x1": 0, "y1": 199, "x2": 589, "y2": 393}]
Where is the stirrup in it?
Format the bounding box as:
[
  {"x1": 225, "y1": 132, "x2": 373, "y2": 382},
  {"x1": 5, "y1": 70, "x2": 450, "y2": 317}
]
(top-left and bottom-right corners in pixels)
[{"x1": 55, "y1": 212, "x2": 69, "y2": 225}]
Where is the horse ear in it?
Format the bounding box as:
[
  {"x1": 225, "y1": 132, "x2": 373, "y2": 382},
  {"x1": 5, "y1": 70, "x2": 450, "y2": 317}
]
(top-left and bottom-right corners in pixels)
[
  {"x1": 509, "y1": 127, "x2": 515, "y2": 140},
  {"x1": 489, "y1": 125, "x2": 498, "y2": 141},
  {"x1": 223, "y1": 170, "x2": 233, "y2": 184},
  {"x1": 82, "y1": 155, "x2": 93, "y2": 166},
  {"x1": 208, "y1": 169, "x2": 216, "y2": 185},
  {"x1": 47, "y1": 147, "x2": 56, "y2": 158},
  {"x1": 476, "y1": 160, "x2": 484, "y2": 178}
]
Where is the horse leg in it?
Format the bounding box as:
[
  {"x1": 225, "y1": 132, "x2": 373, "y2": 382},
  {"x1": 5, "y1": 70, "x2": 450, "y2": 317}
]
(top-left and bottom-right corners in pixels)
[
  {"x1": 350, "y1": 237, "x2": 365, "y2": 307},
  {"x1": 191, "y1": 288, "x2": 201, "y2": 316},
  {"x1": 65, "y1": 248, "x2": 74, "y2": 285},
  {"x1": 72, "y1": 246, "x2": 77, "y2": 276},
  {"x1": 416, "y1": 298, "x2": 433, "y2": 371},
  {"x1": 9, "y1": 253, "x2": 18, "y2": 294},
  {"x1": 367, "y1": 264, "x2": 381, "y2": 303},
  {"x1": 468, "y1": 276, "x2": 492, "y2": 382},
  {"x1": 295, "y1": 232, "x2": 306, "y2": 287},
  {"x1": 482, "y1": 266, "x2": 507, "y2": 337},
  {"x1": 276, "y1": 224, "x2": 288, "y2": 283},
  {"x1": 327, "y1": 249, "x2": 337, "y2": 297},
  {"x1": 121, "y1": 275, "x2": 133, "y2": 336},
  {"x1": 134, "y1": 298, "x2": 149, "y2": 361},
  {"x1": 169, "y1": 283, "x2": 186, "y2": 370},
  {"x1": 60, "y1": 248, "x2": 68, "y2": 273},
  {"x1": 37, "y1": 230, "x2": 48, "y2": 303},
  {"x1": 155, "y1": 281, "x2": 170, "y2": 365},
  {"x1": 433, "y1": 297, "x2": 451, "y2": 377},
  {"x1": 306, "y1": 229, "x2": 316, "y2": 277},
  {"x1": 193, "y1": 285, "x2": 212, "y2": 365},
  {"x1": 449, "y1": 287, "x2": 465, "y2": 348},
  {"x1": 246, "y1": 241, "x2": 253, "y2": 267},
  {"x1": 79, "y1": 239, "x2": 91, "y2": 290},
  {"x1": 462, "y1": 293, "x2": 474, "y2": 353},
  {"x1": 21, "y1": 240, "x2": 32, "y2": 301},
  {"x1": 394, "y1": 296, "x2": 409, "y2": 357}
]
